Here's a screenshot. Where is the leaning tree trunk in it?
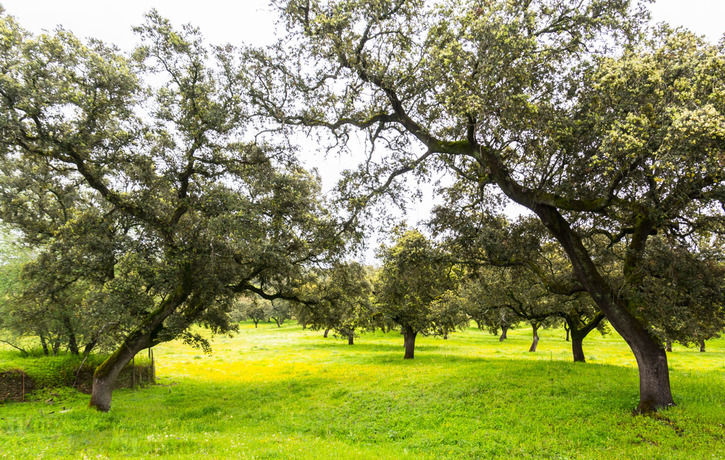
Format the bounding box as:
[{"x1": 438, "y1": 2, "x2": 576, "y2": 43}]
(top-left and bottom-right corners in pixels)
[
  {"x1": 532, "y1": 205, "x2": 675, "y2": 412},
  {"x1": 39, "y1": 334, "x2": 49, "y2": 356},
  {"x1": 89, "y1": 285, "x2": 191, "y2": 412},
  {"x1": 499, "y1": 325, "x2": 509, "y2": 342},
  {"x1": 403, "y1": 327, "x2": 417, "y2": 359},
  {"x1": 528, "y1": 322, "x2": 540, "y2": 352}
]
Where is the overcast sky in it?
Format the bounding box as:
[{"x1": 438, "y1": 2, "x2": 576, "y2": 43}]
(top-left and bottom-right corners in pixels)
[
  {"x1": 1, "y1": 1, "x2": 723, "y2": 51},
  {"x1": 1, "y1": 0, "x2": 723, "y2": 231}
]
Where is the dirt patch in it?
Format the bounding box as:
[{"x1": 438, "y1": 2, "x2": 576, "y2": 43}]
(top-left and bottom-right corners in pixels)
[{"x1": 0, "y1": 369, "x2": 35, "y2": 402}]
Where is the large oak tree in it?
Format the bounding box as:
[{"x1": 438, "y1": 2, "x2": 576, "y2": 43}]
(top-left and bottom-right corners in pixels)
[
  {"x1": 0, "y1": 11, "x2": 345, "y2": 411},
  {"x1": 247, "y1": 0, "x2": 725, "y2": 412}
]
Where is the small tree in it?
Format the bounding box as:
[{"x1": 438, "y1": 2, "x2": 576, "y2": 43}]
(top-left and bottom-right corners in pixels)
[
  {"x1": 296, "y1": 262, "x2": 376, "y2": 345},
  {"x1": 375, "y1": 229, "x2": 464, "y2": 359}
]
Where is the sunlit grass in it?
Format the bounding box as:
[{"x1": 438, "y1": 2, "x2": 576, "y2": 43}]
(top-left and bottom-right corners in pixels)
[{"x1": 1, "y1": 323, "x2": 724, "y2": 459}]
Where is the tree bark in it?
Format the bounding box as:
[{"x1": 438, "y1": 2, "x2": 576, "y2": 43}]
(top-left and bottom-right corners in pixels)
[
  {"x1": 528, "y1": 322, "x2": 540, "y2": 352},
  {"x1": 64, "y1": 315, "x2": 79, "y2": 355},
  {"x1": 699, "y1": 339, "x2": 706, "y2": 352},
  {"x1": 89, "y1": 283, "x2": 192, "y2": 412},
  {"x1": 324, "y1": 328, "x2": 329, "y2": 338},
  {"x1": 499, "y1": 325, "x2": 508, "y2": 342},
  {"x1": 40, "y1": 334, "x2": 49, "y2": 356},
  {"x1": 403, "y1": 327, "x2": 417, "y2": 359},
  {"x1": 348, "y1": 333, "x2": 354, "y2": 345},
  {"x1": 665, "y1": 338, "x2": 672, "y2": 352},
  {"x1": 571, "y1": 334, "x2": 585, "y2": 362},
  {"x1": 529, "y1": 203, "x2": 674, "y2": 412}
]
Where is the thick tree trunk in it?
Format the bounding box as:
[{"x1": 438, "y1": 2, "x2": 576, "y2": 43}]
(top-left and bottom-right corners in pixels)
[
  {"x1": 499, "y1": 325, "x2": 508, "y2": 341},
  {"x1": 348, "y1": 333, "x2": 354, "y2": 345},
  {"x1": 529, "y1": 204, "x2": 675, "y2": 412},
  {"x1": 699, "y1": 339, "x2": 706, "y2": 352},
  {"x1": 529, "y1": 323, "x2": 540, "y2": 352},
  {"x1": 571, "y1": 334, "x2": 585, "y2": 363},
  {"x1": 665, "y1": 338, "x2": 672, "y2": 352},
  {"x1": 403, "y1": 328, "x2": 417, "y2": 359},
  {"x1": 89, "y1": 283, "x2": 192, "y2": 412}
]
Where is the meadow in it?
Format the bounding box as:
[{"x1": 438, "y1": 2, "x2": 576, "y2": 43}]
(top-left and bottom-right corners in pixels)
[{"x1": 1, "y1": 323, "x2": 724, "y2": 459}]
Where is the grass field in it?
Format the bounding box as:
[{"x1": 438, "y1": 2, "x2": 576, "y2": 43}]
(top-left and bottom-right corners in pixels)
[{"x1": 1, "y1": 323, "x2": 725, "y2": 459}]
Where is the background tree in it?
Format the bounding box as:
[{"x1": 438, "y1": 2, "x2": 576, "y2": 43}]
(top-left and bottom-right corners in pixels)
[
  {"x1": 375, "y1": 228, "x2": 464, "y2": 359},
  {"x1": 247, "y1": 1, "x2": 725, "y2": 411},
  {"x1": 0, "y1": 11, "x2": 345, "y2": 411},
  {"x1": 296, "y1": 261, "x2": 376, "y2": 344}
]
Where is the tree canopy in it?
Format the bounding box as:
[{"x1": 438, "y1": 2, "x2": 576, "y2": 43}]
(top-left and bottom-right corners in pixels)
[
  {"x1": 0, "y1": 10, "x2": 347, "y2": 411},
  {"x1": 244, "y1": 0, "x2": 725, "y2": 412}
]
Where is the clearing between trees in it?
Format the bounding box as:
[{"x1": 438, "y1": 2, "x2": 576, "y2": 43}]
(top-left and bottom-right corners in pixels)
[{"x1": 1, "y1": 323, "x2": 724, "y2": 459}]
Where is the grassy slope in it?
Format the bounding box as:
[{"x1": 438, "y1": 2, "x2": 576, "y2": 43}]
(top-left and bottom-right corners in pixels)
[{"x1": 1, "y1": 324, "x2": 724, "y2": 459}]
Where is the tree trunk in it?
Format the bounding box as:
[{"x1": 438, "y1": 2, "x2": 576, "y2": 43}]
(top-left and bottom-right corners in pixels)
[
  {"x1": 571, "y1": 333, "x2": 585, "y2": 363},
  {"x1": 323, "y1": 328, "x2": 329, "y2": 338},
  {"x1": 253, "y1": 319, "x2": 259, "y2": 328},
  {"x1": 699, "y1": 339, "x2": 706, "y2": 352},
  {"x1": 40, "y1": 334, "x2": 49, "y2": 356},
  {"x1": 348, "y1": 333, "x2": 354, "y2": 345},
  {"x1": 530, "y1": 204, "x2": 675, "y2": 412},
  {"x1": 665, "y1": 338, "x2": 672, "y2": 352},
  {"x1": 529, "y1": 322, "x2": 540, "y2": 352},
  {"x1": 566, "y1": 312, "x2": 604, "y2": 364},
  {"x1": 52, "y1": 340, "x2": 61, "y2": 355},
  {"x1": 89, "y1": 283, "x2": 192, "y2": 412},
  {"x1": 499, "y1": 325, "x2": 508, "y2": 341},
  {"x1": 64, "y1": 315, "x2": 79, "y2": 355},
  {"x1": 564, "y1": 323, "x2": 570, "y2": 342},
  {"x1": 83, "y1": 339, "x2": 97, "y2": 356},
  {"x1": 403, "y1": 328, "x2": 417, "y2": 359}
]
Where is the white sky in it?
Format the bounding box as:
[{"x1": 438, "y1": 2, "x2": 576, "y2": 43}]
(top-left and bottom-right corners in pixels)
[{"x1": 1, "y1": 0, "x2": 723, "y2": 232}]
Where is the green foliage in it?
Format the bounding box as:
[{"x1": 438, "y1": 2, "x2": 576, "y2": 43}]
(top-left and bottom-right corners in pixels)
[
  {"x1": 0, "y1": 9, "x2": 347, "y2": 406},
  {"x1": 1, "y1": 325, "x2": 724, "y2": 458},
  {"x1": 375, "y1": 229, "x2": 465, "y2": 339}
]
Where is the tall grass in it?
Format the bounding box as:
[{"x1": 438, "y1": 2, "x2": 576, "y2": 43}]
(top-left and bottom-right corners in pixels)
[{"x1": 1, "y1": 324, "x2": 724, "y2": 459}]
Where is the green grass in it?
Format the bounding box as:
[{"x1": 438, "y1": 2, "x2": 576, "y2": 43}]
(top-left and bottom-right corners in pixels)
[{"x1": 1, "y1": 324, "x2": 724, "y2": 459}]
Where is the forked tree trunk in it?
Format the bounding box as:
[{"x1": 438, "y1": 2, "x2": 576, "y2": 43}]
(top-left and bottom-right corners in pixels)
[
  {"x1": 567, "y1": 312, "x2": 604, "y2": 363},
  {"x1": 528, "y1": 322, "x2": 540, "y2": 352},
  {"x1": 499, "y1": 325, "x2": 508, "y2": 341},
  {"x1": 403, "y1": 327, "x2": 417, "y2": 359}
]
